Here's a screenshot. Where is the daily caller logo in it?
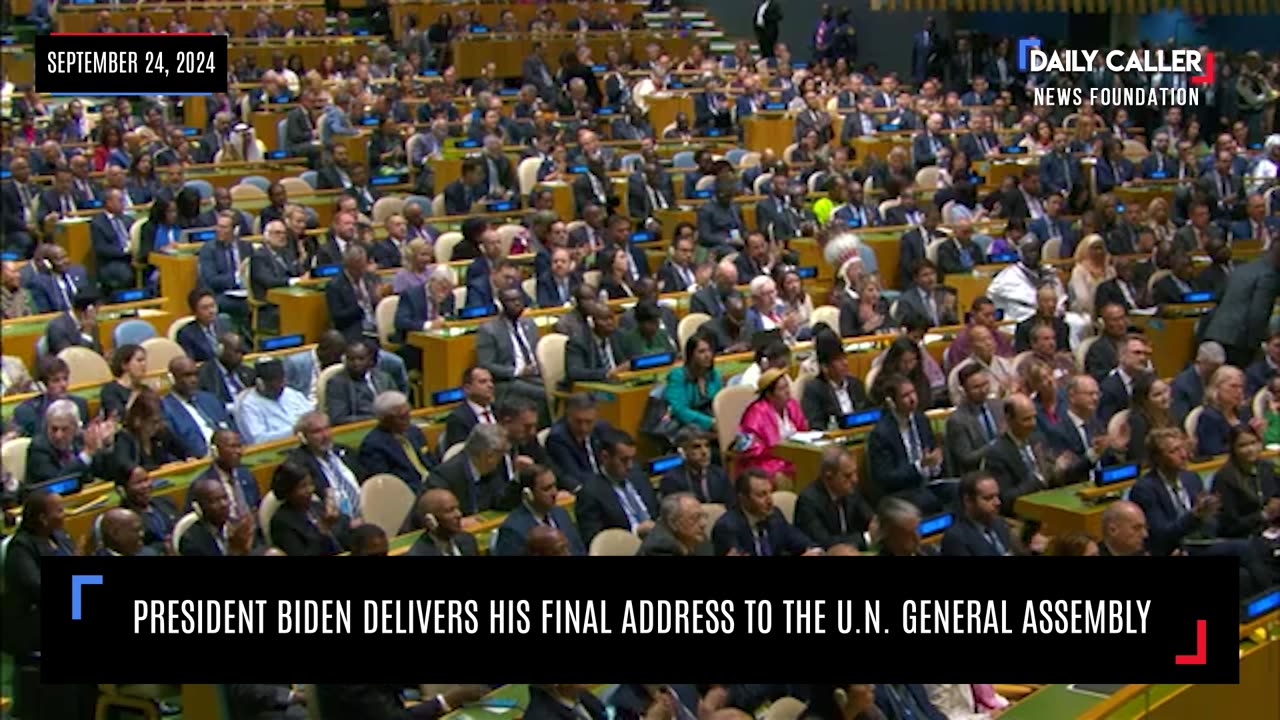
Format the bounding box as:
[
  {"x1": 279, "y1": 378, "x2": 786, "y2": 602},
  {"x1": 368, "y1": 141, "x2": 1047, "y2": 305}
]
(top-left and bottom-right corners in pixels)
[{"x1": 1017, "y1": 37, "x2": 1213, "y2": 108}]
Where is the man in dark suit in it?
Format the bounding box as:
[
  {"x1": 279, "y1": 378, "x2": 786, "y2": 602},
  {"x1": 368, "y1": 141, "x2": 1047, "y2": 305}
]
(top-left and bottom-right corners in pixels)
[
  {"x1": 755, "y1": 172, "x2": 803, "y2": 243},
  {"x1": 197, "y1": 332, "x2": 256, "y2": 408},
  {"x1": 801, "y1": 336, "x2": 869, "y2": 430},
  {"x1": 984, "y1": 394, "x2": 1057, "y2": 515},
  {"x1": 752, "y1": 0, "x2": 782, "y2": 59},
  {"x1": 895, "y1": 205, "x2": 942, "y2": 290},
  {"x1": 522, "y1": 42, "x2": 559, "y2": 103},
  {"x1": 566, "y1": 304, "x2": 629, "y2": 386},
  {"x1": 695, "y1": 181, "x2": 746, "y2": 252},
  {"x1": 196, "y1": 186, "x2": 253, "y2": 237},
  {"x1": 795, "y1": 447, "x2": 874, "y2": 550},
  {"x1": 1048, "y1": 374, "x2": 1122, "y2": 482},
  {"x1": 1001, "y1": 167, "x2": 1046, "y2": 222},
  {"x1": 1098, "y1": 335, "x2": 1150, "y2": 422},
  {"x1": 1139, "y1": 131, "x2": 1177, "y2": 178},
  {"x1": 1, "y1": 156, "x2": 38, "y2": 257},
  {"x1": 866, "y1": 374, "x2": 944, "y2": 514},
  {"x1": 26, "y1": 243, "x2": 90, "y2": 313},
  {"x1": 45, "y1": 291, "x2": 103, "y2": 356},
  {"x1": 22, "y1": 398, "x2": 113, "y2": 490},
  {"x1": 638, "y1": 492, "x2": 715, "y2": 556},
  {"x1": 462, "y1": 227, "x2": 506, "y2": 310},
  {"x1": 316, "y1": 144, "x2": 354, "y2": 191},
  {"x1": 343, "y1": 165, "x2": 381, "y2": 216},
  {"x1": 693, "y1": 76, "x2": 734, "y2": 135},
  {"x1": 1027, "y1": 193, "x2": 1077, "y2": 255},
  {"x1": 910, "y1": 16, "x2": 941, "y2": 83},
  {"x1": 1229, "y1": 194, "x2": 1280, "y2": 247},
  {"x1": 178, "y1": 477, "x2": 256, "y2": 556},
  {"x1": 87, "y1": 188, "x2": 135, "y2": 291},
  {"x1": 35, "y1": 168, "x2": 81, "y2": 230},
  {"x1": 573, "y1": 159, "x2": 618, "y2": 218},
  {"x1": 690, "y1": 258, "x2": 741, "y2": 317},
  {"x1": 285, "y1": 410, "x2": 364, "y2": 518},
  {"x1": 443, "y1": 157, "x2": 487, "y2": 216},
  {"x1": 394, "y1": 267, "x2": 456, "y2": 342},
  {"x1": 94, "y1": 509, "x2": 140, "y2": 557},
  {"x1": 659, "y1": 427, "x2": 732, "y2": 505},
  {"x1": 183, "y1": 429, "x2": 263, "y2": 521},
  {"x1": 911, "y1": 113, "x2": 951, "y2": 170},
  {"x1": 1129, "y1": 428, "x2": 1219, "y2": 556},
  {"x1": 1171, "y1": 342, "x2": 1225, "y2": 421},
  {"x1": 936, "y1": 218, "x2": 987, "y2": 277},
  {"x1": 441, "y1": 366, "x2": 497, "y2": 451},
  {"x1": 325, "y1": 340, "x2": 396, "y2": 426},
  {"x1": 1198, "y1": 150, "x2": 1243, "y2": 222},
  {"x1": 595, "y1": 214, "x2": 650, "y2": 283},
  {"x1": 283, "y1": 91, "x2": 320, "y2": 164},
  {"x1": 711, "y1": 468, "x2": 819, "y2": 556},
  {"x1": 325, "y1": 243, "x2": 382, "y2": 343},
  {"x1": 535, "y1": 246, "x2": 579, "y2": 308},
  {"x1": 250, "y1": 219, "x2": 306, "y2": 324},
  {"x1": 197, "y1": 211, "x2": 253, "y2": 322},
  {"x1": 655, "y1": 233, "x2": 698, "y2": 295},
  {"x1": 162, "y1": 356, "x2": 233, "y2": 459},
  {"x1": 945, "y1": 364, "x2": 1004, "y2": 476},
  {"x1": 941, "y1": 471, "x2": 1019, "y2": 556},
  {"x1": 575, "y1": 430, "x2": 660, "y2": 545},
  {"x1": 357, "y1": 390, "x2": 436, "y2": 491},
  {"x1": 628, "y1": 162, "x2": 676, "y2": 232},
  {"x1": 1172, "y1": 201, "x2": 1226, "y2": 254},
  {"x1": 1203, "y1": 245, "x2": 1280, "y2": 369},
  {"x1": 495, "y1": 465, "x2": 586, "y2": 556},
  {"x1": 793, "y1": 91, "x2": 834, "y2": 145},
  {"x1": 1038, "y1": 132, "x2": 1083, "y2": 205},
  {"x1": 1083, "y1": 302, "x2": 1130, "y2": 381},
  {"x1": 475, "y1": 287, "x2": 548, "y2": 415},
  {"x1": 895, "y1": 259, "x2": 957, "y2": 327},
  {"x1": 840, "y1": 95, "x2": 881, "y2": 144},
  {"x1": 1245, "y1": 333, "x2": 1280, "y2": 395},
  {"x1": 426, "y1": 424, "x2": 518, "y2": 516},
  {"x1": 545, "y1": 393, "x2": 614, "y2": 493},
  {"x1": 405, "y1": 489, "x2": 481, "y2": 556}
]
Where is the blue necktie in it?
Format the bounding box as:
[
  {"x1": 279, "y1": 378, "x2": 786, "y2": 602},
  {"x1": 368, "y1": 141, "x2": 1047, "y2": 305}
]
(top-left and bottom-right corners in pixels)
[{"x1": 980, "y1": 406, "x2": 996, "y2": 441}]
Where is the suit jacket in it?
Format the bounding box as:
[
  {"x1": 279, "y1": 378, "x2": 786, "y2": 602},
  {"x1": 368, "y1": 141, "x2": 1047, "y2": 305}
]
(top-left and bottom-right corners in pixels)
[
  {"x1": 754, "y1": 195, "x2": 803, "y2": 242},
  {"x1": 23, "y1": 434, "x2": 110, "y2": 490},
  {"x1": 689, "y1": 285, "x2": 733, "y2": 317},
  {"x1": 1038, "y1": 151, "x2": 1083, "y2": 196},
  {"x1": 325, "y1": 271, "x2": 380, "y2": 342},
  {"x1": 1228, "y1": 217, "x2": 1280, "y2": 244},
  {"x1": 197, "y1": 358, "x2": 256, "y2": 405},
  {"x1": 12, "y1": 393, "x2": 90, "y2": 438},
  {"x1": 659, "y1": 464, "x2": 733, "y2": 505},
  {"x1": 840, "y1": 111, "x2": 879, "y2": 143},
  {"x1": 572, "y1": 172, "x2": 617, "y2": 216},
  {"x1": 627, "y1": 174, "x2": 675, "y2": 222},
  {"x1": 1, "y1": 179, "x2": 37, "y2": 234},
  {"x1": 393, "y1": 284, "x2": 455, "y2": 341},
  {"x1": 442, "y1": 402, "x2": 485, "y2": 451},
  {"x1": 574, "y1": 471, "x2": 660, "y2": 545},
  {"x1": 250, "y1": 245, "x2": 302, "y2": 301},
  {"x1": 46, "y1": 312, "x2": 102, "y2": 355},
  {"x1": 793, "y1": 107, "x2": 834, "y2": 144},
  {"x1": 800, "y1": 375, "x2": 869, "y2": 430},
  {"x1": 1138, "y1": 152, "x2": 1177, "y2": 178},
  {"x1": 884, "y1": 204, "x2": 925, "y2": 228},
  {"x1": 1203, "y1": 257, "x2": 1279, "y2": 352},
  {"x1": 356, "y1": 425, "x2": 435, "y2": 493},
  {"x1": 944, "y1": 399, "x2": 1004, "y2": 476},
  {"x1": 325, "y1": 370, "x2": 396, "y2": 425},
  {"x1": 711, "y1": 506, "x2": 814, "y2": 556},
  {"x1": 178, "y1": 520, "x2": 233, "y2": 556},
  {"x1": 1172, "y1": 223, "x2": 1225, "y2": 254},
  {"x1": 565, "y1": 331, "x2": 628, "y2": 386},
  {"x1": 185, "y1": 464, "x2": 263, "y2": 515},
  {"x1": 35, "y1": 188, "x2": 80, "y2": 222},
  {"x1": 1097, "y1": 370, "x2": 1132, "y2": 422},
  {"x1": 536, "y1": 272, "x2": 578, "y2": 307},
  {"x1": 983, "y1": 432, "x2": 1054, "y2": 514},
  {"x1": 794, "y1": 482, "x2": 874, "y2": 550},
  {"x1": 911, "y1": 132, "x2": 951, "y2": 169},
  {"x1": 198, "y1": 239, "x2": 254, "y2": 298},
  {"x1": 269, "y1": 505, "x2": 341, "y2": 556},
  {"x1": 88, "y1": 212, "x2": 134, "y2": 268},
  {"x1": 494, "y1": 503, "x2": 586, "y2": 556},
  {"x1": 897, "y1": 227, "x2": 929, "y2": 290},
  {"x1": 636, "y1": 521, "x2": 714, "y2": 556},
  {"x1": 475, "y1": 315, "x2": 541, "y2": 383},
  {"x1": 1028, "y1": 216, "x2": 1077, "y2": 252},
  {"x1": 283, "y1": 444, "x2": 363, "y2": 502},
  {"x1": 426, "y1": 452, "x2": 519, "y2": 515},
  {"x1": 524, "y1": 686, "x2": 608, "y2": 720},
  {"x1": 1194, "y1": 263, "x2": 1232, "y2": 299},
  {"x1": 544, "y1": 418, "x2": 612, "y2": 492},
  {"x1": 1170, "y1": 366, "x2": 1206, "y2": 422},
  {"x1": 1094, "y1": 278, "x2": 1146, "y2": 313},
  {"x1": 26, "y1": 266, "x2": 90, "y2": 313},
  {"x1": 283, "y1": 106, "x2": 315, "y2": 154},
  {"x1": 1212, "y1": 462, "x2": 1280, "y2": 538},
  {"x1": 696, "y1": 201, "x2": 745, "y2": 249},
  {"x1": 161, "y1": 391, "x2": 233, "y2": 458},
  {"x1": 405, "y1": 529, "x2": 480, "y2": 556},
  {"x1": 936, "y1": 238, "x2": 986, "y2": 277},
  {"x1": 940, "y1": 516, "x2": 1015, "y2": 556},
  {"x1": 312, "y1": 686, "x2": 444, "y2": 720},
  {"x1": 1084, "y1": 335, "x2": 1120, "y2": 382},
  {"x1": 522, "y1": 55, "x2": 558, "y2": 101},
  {"x1": 866, "y1": 411, "x2": 939, "y2": 512},
  {"x1": 443, "y1": 179, "x2": 482, "y2": 215},
  {"x1": 655, "y1": 260, "x2": 696, "y2": 294},
  {"x1": 895, "y1": 284, "x2": 958, "y2": 326},
  {"x1": 1130, "y1": 470, "x2": 1213, "y2": 556}
]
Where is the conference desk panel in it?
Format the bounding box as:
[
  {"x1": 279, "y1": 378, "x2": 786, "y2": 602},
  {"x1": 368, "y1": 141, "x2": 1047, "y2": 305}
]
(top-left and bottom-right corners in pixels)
[
  {"x1": 451, "y1": 34, "x2": 700, "y2": 79},
  {"x1": 150, "y1": 249, "x2": 201, "y2": 319},
  {"x1": 228, "y1": 39, "x2": 384, "y2": 73},
  {"x1": 392, "y1": 3, "x2": 626, "y2": 31},
  {"x1": 55, "y1": 6, "x2": 324, "y2": 34},
  {"x1": 648, "y1": 94, "x2": 697, "y2": 141},
  {"x1": 267, "y1": 286, "x2": 332, "y2": 343},
  {"x1": 0, "y1": 303, "x2": 171, "y2": 374},
  {"x1": 743, "y1": 115, "x2": 794, "y2": 156},
  {"x1": 2, "y1": 47, "x2": 34, "y2": 86},
  {"x1": 55, "y1": 218, "x2": 94, "y2": 277}
]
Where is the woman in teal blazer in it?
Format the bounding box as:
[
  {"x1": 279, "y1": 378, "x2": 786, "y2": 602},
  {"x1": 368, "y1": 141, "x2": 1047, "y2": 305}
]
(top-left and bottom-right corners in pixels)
[{"x1": 664, "y1": 333, "x2": 722, "y2": 432}]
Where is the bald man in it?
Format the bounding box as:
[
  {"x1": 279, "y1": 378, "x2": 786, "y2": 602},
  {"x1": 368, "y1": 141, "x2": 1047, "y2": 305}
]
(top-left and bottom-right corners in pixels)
[
  {"x1": 179, "y1": 477, "x2": 256, "y2": 556},
  {"x1": 526, "y1": 525, "x2": 571, "y2": 557},
  {"x1": 406, "y1": 489, "x2": 479, "y2": 557},
  {"x1": 162, "y1": 355, "x2": 234, "y2": 458},
  {"x1": 1099, "y1": 500, "x2": 1149, "y2": 556},
  {"x1": 97, "y1": 508, "x2": 144, "y2": 556},
  {"x1": 937, "y1": 217, "x2": 987, "y2": 276},
  {"x1": 983, "y1": 394, "x2": 1057, "y2": 514}
]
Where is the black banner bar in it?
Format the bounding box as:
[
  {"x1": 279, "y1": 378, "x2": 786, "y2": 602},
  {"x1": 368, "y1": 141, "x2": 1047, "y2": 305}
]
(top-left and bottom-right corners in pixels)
[
  {"x1": 40, "y1": 557, "x2": 1244, "y2": 684},
  {"x1": 34, "y1": 34, "x2": 228, "y2": 95}
]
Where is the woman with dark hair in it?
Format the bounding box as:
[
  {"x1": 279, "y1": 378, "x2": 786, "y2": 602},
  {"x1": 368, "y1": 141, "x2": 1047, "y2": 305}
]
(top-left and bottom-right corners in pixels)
[
  {"x1": 138, "y1": 196, "x2": 180, "y2": 259},
  {"x1": 126, "y1": 153, "x2": 157, "y2": 204},
  {"x1": 737, "y1": 367, "x2": 809, "y2": 483},
  {"x1": 1047, "y1": 531, "x2": 1100, "y2": 556},
  {"x1": 100, "y1": 343, "x2": 148, "y2": 419},
  {"x1": 109, "y1": 387, "x2": 188, "y2": 477},
  {"x1": 1212, "y1": 426, "x2": 1280, "y2": 538},
  {"x1": 269, "y1": 462, "x2": 345, "y2": 556},
  {"x1": 872, "y1": 337, "x2": 929, "y2": 408},
  {"x1": 93, "y1": 124, "x2": 130, "y2": 171},
  {"x1": 1124, "y1": 374, "x2": 1174, "y2": 466},
  {"x1": 599, "y1": 247, "x2": 637, "y2": 300},
  {"x1": 775, "y1": 265, "x2": 814, "y2": 337},
  {"x1": 174, "y1": 187, "x2": 203, "y2": 228},
  {"x1": 663, "y1": 332, "x2": 722, "y2": 434},
  {"x1": 619, "y1": 299, "x2": 676, "y2": 360}
]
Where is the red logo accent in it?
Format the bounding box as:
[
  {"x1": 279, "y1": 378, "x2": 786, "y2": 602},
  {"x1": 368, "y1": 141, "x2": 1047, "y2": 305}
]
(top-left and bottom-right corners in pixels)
[
  {"x1": 1190, "y1": 53, "x2": 1215, "y2": 86},
  {"x1": 1174, "y1": 620, "x2": 1207, "y2": 665}
]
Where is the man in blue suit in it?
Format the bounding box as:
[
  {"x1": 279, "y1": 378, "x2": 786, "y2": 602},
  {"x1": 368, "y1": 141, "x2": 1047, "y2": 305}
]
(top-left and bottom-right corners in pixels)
[
  {"x1": 1046, "y1": 374, "x2": 1119, "y2": 482},
  {"x1": 26, "y1": 243, "x2": 90, "y2": 313},
  {"x1": 176, "y1": 288, "x2": 235, "y2": 364},
  {"x1": 545, "y1": 393, "x2": 615, "y2": 493},
  {"x1": 1027, "y1": 193, "x2": 1077, "y2": 256},
  {"x1": 493, "y1": 465, "x2": 586, "y2": 556},
  {"x1": 659, "y1": 428, "x2": 733, "y2": 505},
  {"x1": 575, "y1": 429, "x2": 660, "y2": 545},
  {"x1": 866, "y1": 374, "x2": 944, "y2": 514},
  {"x1": 941, "y1": 471, "x2": 1018, "y2": 557},
  {"x1": 711, "y1": 468, "x2": 819, "y2": 556},
  {"x1": 1229, "y1": 194, "x2": 1280, "y2": 247},
  {"x1": 185, "y1": 429, "x2": 261, "y2": 520},
  {"x1": 1128, "y1": 428, "x2": 1218, "y2": 556},
  {"x1": 162, "y1": 357, "x2": 234, "y2": 459},
  {"x1": 11, "y1": 356, "x2": 90, "y2": 438},
  {"x1": 196, "y1": 211, "x2": 253, "y2": 322},
  {"x1": 462, "y1": 225, "x2": 504, "y2": 309},
  {"x1": 910, "y1": 17, "x2": 941, "y2": 84},
  {"x1": 1038, "y1": 131, "x2": 1084, "y2": 206},
  {"x1": 356, "y1": 391, "x2": 436, "y2": 493},
  {"x1": 88, "y1": 188, "x2": 135, "y2": 292}
]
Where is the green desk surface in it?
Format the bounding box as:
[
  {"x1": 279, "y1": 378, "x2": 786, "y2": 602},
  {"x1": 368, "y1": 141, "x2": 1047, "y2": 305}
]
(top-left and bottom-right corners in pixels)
[
  {"x1": 272, "y1": 285, "x2": 328, "y2": 298},
  {"x1": 998, "y1": 684, "x2": 1181, "y2": 720},
  {"x1": 0, "y1": 385, "x2": 101, "y2": 422},
  {"x1": 444, "y1": 685, "x2": 613, "y2": 720},
  {"x1": 2, "y1": 307, "x2": 141, "y2": 335}
]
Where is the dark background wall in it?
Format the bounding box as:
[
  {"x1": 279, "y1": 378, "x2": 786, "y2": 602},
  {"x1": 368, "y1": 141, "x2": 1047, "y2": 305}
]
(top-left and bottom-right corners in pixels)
[{"x1": 699, "y1": 1, "x2": 1280, "y2": 74}]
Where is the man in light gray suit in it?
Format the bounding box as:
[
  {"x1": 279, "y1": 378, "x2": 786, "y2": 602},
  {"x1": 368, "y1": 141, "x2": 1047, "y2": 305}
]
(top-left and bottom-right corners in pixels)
[
  {"x1": 1202, "y1": 244, "x2": 1280, "y2": 369},
  {"x1": 324, "y1": 340, "x2": 398, "y2": 426},
  {"x1": 476, "y1": 286, "x2": 549, "y2": 423},
  {"x1": 945, "y1": 364, "x2": 1005, "y2": 476}
]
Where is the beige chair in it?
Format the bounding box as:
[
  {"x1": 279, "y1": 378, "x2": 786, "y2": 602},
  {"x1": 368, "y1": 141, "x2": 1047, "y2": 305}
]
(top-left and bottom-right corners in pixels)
[
  {"x1": 782, "y1": 143, "x2": 799, "y2": 164},
  {"x1": 677, "y1": 313, "x2": 712, "y2": 350},
  {"x1": 695, "y1": 174, "x2": 717, "y2": 192},
  {"x1": 589, "y1": 528, "x2": 643, "y2": 556},
  {"x1": 1184, "y1": 406, "x2": 1205, "y2": 438},
  {"x1": 809, "y1": 305, "x2": 841, "y2": 335},
  {"x1": 371, "y1": 196, "x2": 405, "y2": 224},
  {"x1": 536, "y1": 334, "x2": 571, "y2": 416},
  {"x1": 1074, "y1": 336, "x2": 1099, "y2": 371},
  {"x1": 258, "y1": 491, "x2": 282, "y2": 537},
  {"x1": 790, "y1": 371, "x2": 811, "y2": 402},
  {"x1": 537, "y1": 427, "x2": 551, "y2": 447},
  {"x1": 1012, "y1": 350, "x2": 1034, "y2": 375},
  {"x1": 375, "y1": 296, "x2": 400, "y2": 350},
  {"x1": 230, "y1": 184, "x2": 268, "y2": 203},
  {"x1": 752, "y1": 172, "x2": 775, "y2": 195},
  {"x1": 359, "y1": 473, "x2": 416, "y2": 537},
  {"x1": 166, "y1": 315, "x2": 196, "y2": 342},
  {"x1": 58, "y1": 346, "x2": 112, "y2": 386},
  {"x1": 914, "y1": 166, "x2": 941, "y2": 190},
  {"x1": 432, "y1": 193, "x2": 447, "y2": 217},
  {"x1": 315, "y1": 363, "x2": 344, "y2": 416},
  {"x1": 140, "y1": 337, "x2": 187, "y2": 375},
  {"x1": 582, "y1": 269, "x2": 602, "y2": 289},
  {"x1": 1122, "y1": 138, "x2": 1149, "y2": 161},
  {"x1": 452, "y1": 286, "x2": 468, "y2": 310},
  {"x1": 495, "y1": 224, "x2": 525, "y2": 256},
  {"x1": 1042, "y1": 236, "x2": 1063, "y2": 261},
  {"x1": 1252, "y1": 388, "x2": 1272, "y2": 423},
  {"x1": 521, "y1": 277, "x2": 538, "y2": 302},
  {"x1": 738, "y1": 151, "x2": 762, "y2": 169},
  {"x1": 434, "y1": 231, "x2": 463, "y2": 263},
  {"x1": 172, "y1": 512, "x2": 201, "y2": 556},
  {"x1": 1147, "y1": 269, "x2": 1172, "y2": 293},
  {"x1": 517, "y1": 157, "x2": 543, "y2": 197},
  {"x1": 442, "y1": 442, "x2": 465, "y2": 462},
  {"x1": 701, "y1": 502, "x2": 728, "y2": 530},
  {"x1": 279, "y1": 177, "x2": 313, "y2": 196},
  {"x1": 1107, "y1": 409, "x2": 1130, "y2": 439},
  {"x1": 1, "y1": 437, "x2": 32, "y2": 488},
  {"x1": 712, "y1": 384, "x2": 758, "y2": 454},
  {"x1": 924, "y1": 237, "x2": 947, "y2": 264},
  {"x1": 878, "y1": 197, "x2": 902, "y2": 218},
  {"x1": 771, "y1": 490, "x2": 798, "y2": 523},
  {"x1": 763, "y1": 697, "x2": 807, "y2": 720}
]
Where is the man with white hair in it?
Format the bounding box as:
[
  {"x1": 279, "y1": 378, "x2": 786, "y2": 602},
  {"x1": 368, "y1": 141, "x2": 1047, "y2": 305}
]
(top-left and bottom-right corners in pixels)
[
  {"x1": 911, "y1": 112, "x2": 951, "y2": 171},
  {"x1": 638, "y1": 492, "x2": 712, "y2": 556},
  {"x1": 1170, "y1": 341, "x2": 1226, "y2": 422},
  {"x1": 745, "y1": 275, "x2": 786, "y2": 335},
  {"x1": 427, "y1": 423, "x2": 518, "y2": 515},
  {"x1": 1248, "y1": 134, "x2": 1279, "y2": 192},
  {"x1": 357, "y1": 390, "x2": 435, "y2": 493},
  {"x1": 24, "y1": 398, "x2": 113, "y2": 490},
  {"x1": 1099, "y1": 500, "x2": 1149, "y2": 556},
  {"x1": 690, "y1": 258, "x2": 741, "y2": 316}
]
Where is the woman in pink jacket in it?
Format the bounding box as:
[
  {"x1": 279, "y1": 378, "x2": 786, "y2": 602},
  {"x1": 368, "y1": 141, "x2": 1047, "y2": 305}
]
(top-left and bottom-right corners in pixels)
[{"x1": 736, "y1": 367, "x2": 809, "y2": 484}]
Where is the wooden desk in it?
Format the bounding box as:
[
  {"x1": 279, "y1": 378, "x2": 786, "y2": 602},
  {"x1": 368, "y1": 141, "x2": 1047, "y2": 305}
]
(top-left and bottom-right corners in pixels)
[
  {"x1": 150, "y1": 249, "x2": 201, "y2": 319},
  {"x1": 450, "y1": 33, "x2": 699, "y2": 79},
  {"x1": 2, "y1": 46, "x2": 34, "y2": 86},
  {"x1": 0, "y1": 301, "x2": 170, "y2": 373},
  {"x1": 267, "y1": 286, "x2": 330, "y2": 343},
  {"x1": 55, "y1": 5, "x2": 324, "y2": 34},
  {"x1": 744, "y1": 114, "x2": 795, "y2": 155},
  {"x1": 574, "y1": 381, "x2": 653, "y2": 452},
  {"x1": 55, "y1": 218, "x2": 94, "y2": 277},
  {"x1": 648, "y1": 94, "x2": 696, "y2": 139},
  {"x1": 1132, "y1": 311, "x2": 1201, "y2": 380}
]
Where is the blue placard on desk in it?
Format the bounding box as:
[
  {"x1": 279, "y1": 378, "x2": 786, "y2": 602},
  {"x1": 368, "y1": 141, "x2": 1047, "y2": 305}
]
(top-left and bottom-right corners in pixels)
[
  {"x1": 354, "y1": 28, "x2": 369, "y2": 35},
  {"x1": 456, "y1": 138, "x2": 480, "y2": 149},
  {"x1": 499, "y1": 88, "x2": 519, "y2": 96},
  {"x1": 693, "y1": 189, "x2": 712, "y2": 199},
  {"x1": 184, "y1": 228, "x2": 216, "y2": 242},
  {"x1": 795, "y1": 266, "x2": 818, "y2": 279},
  {"x1": 649, "y1": 454, "x2": 684, "y2": 474},
  {"x1": 457, "y1": 305, "x2": 496, "y2": 320},
  {"x1": 877, "y1": 123, "x2": 900, "y2": 132},
  {"x1": 631, "y1": 352, "x2": 676, "y2": 371},
  {"x1": 670, "y1": 81, "x2": 685, "y2": 89},
  {"x1": 1149, "y1": 171, "x2": 1167, "y2": 179},
  {"x1": 597, "y1": 107, "x2": 615, "y2": 115},
  {"x1": 371, "y1": 174, "x2": 407, "y2": 186},
  {"x1": 360, "y1": 116, "x2": 379, "y2": 126},
  {"x1": 1244, "y1": 588, "x2": 1280, "y2": 622},
  {"x1": 1181, "y1": 291, "x2": 1214, "y2": 303},
  {"x1": 630, "y1": 231, "x2": 653, "y2": 243},
  {"x1": 707, "y1": 128, "x2": 722, "y2": 137},
  {"x1": 838, "y1": 408, "x2": 881, "y2": 430},
  {"x1": 30, "y1": 474, "x2": 83, "y2": 495},
  {"x1": 1115, "y1": 203, "x2": 1126, "y2": 213},
  {"x1": 792, "y1": 61, "x2": 808, "y2": 69},
  {"x1": 0, "y1": 169, "x2": 10, "y2": 179},
  {"x1": 112, "y1": 288, "x2": 151, "y2": 303},
  {"x1": 488, "y1": 200, "x2": 515, "y2": 212},
  {"x1": 469, "y1": 24, "x2": 489, "y2": 33},
  {"x1": 1003, "y1": 146, "x2": 1027, "y2": 154},
  {"x1": 419, "y1": 69, "x2": 440, "y2": 77},
  {"x1": 989, "y1": 252, "x2": 1019, "y2": 263},
  {"x1": 0, "y1": 251, "x2": 18, "y2": 261},
  {"x1": 591, "y1": 64, "x2": 607, "y2": 72},
  {"x1": 918, "y1": 512, "x2": 954, "y2": 538},
  {"x1": 1095, "y1": 463, "x2": 1139, "y2": 487},
  {"x1": 764, "y1": 102, "x2": 787, "y2": 110},
  {"x1": 266, "y1": 150, "x2": 290, "y2": 160},
  {"x1": 81, "y1": 199, "x2": 103, "y2": 209},
  {"x1": 568, "y1": 164, "x2": 588, "y2": 174},
  {"x1": 0, "y1": 35, "x2": 13, "y2": 45},
  {"x1": 312, "y1": 264, "x2": 340, "y2": 278},
  {"x1": 260, "y1": 334, "x2": 304, "y2": 351},
  {"x1": 432, "y1": 387, "x2": 466, "y2": 405},
  {"x1": 181, "y1": 127, "x2": 200, "y2": 137}
]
